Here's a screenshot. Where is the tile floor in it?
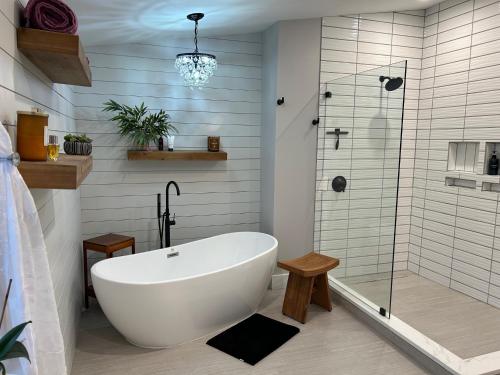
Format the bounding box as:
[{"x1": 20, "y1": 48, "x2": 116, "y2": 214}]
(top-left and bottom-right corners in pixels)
[{"x1": 71, "y1": 288, "x2": 430, "y2": 375}]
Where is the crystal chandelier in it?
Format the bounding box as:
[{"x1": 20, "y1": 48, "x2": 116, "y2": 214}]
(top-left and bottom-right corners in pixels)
[{"x1": 175, "y1": 13, "x2": 217, "y2": 88}]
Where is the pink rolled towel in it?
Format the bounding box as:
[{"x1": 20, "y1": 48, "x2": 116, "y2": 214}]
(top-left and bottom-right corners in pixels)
[{"x1": 24, "y1": 0, "x2": 78, "y2": 34}]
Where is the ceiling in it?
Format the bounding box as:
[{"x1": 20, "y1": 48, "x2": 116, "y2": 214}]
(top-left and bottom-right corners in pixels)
[{"x1": 66, "y1": 0, "x2": 441, "y2": 46}]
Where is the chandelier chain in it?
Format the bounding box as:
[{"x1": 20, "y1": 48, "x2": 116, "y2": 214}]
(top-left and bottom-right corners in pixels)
[{"x1": 194, "y1": 20, "x2": 199, "y2": 53}]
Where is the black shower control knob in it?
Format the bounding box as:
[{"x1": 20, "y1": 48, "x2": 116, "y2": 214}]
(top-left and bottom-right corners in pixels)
[
  {"x1": 312, "y1": 118, "x2": 320, "y2": 126},
  {"x1": 277, "y1": 97, "x2": 285, "y2": 105},
  {"x1": 332, "y1": 176, "x2": 347, "y2": 192}
]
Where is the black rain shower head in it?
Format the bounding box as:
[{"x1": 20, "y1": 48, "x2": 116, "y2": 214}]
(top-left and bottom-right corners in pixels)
[{"x1": 379, "y1": 76, "x2": 404, "y2": 91}]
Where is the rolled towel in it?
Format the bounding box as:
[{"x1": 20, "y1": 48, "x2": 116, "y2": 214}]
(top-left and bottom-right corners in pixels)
[{"x1": 24, "y1": 0, "x2": 78, "y2": 34}]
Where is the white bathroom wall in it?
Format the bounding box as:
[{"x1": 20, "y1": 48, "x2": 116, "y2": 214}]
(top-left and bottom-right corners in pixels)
[
  {"x1": 74, "y1": 35, "x2": 262, "y2": 255},
  {"x1": 273, "y1": 19, "x2": 321, "y2": 262},
  {"x1": 0, "y1": 0, "x2": 82, "y2": 370},
  {"x1": 261, "y1": 18, "x2": 321, "y2": 268},
  {"x1": 409, "y1": 0, "x2": 500, "y2": 308},
  {"x1": 260, "y1": 24, "x2": 278, "y2": 236},
  {"x1": 315, "y1": 11, "x2": 423, "y2": 277}
]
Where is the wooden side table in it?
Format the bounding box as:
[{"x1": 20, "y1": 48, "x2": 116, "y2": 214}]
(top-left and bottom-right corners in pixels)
[
  {"x1": 83, "y1": 233, "x2": 135, "y2": 308},
  {"x1": 277, "y1": 252, "x2": 339, "y2": 324}
]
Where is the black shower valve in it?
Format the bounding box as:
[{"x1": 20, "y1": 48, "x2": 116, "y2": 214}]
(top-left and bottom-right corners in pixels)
[
  {"x1": 332, "y1": 176, "x2": 347, "y2": 192},
  {"x1": 325, "y1": 91, "x2": 332, "y2": 98},
  {"x1": 312, "y1": 118, "x2": 320, "y2": 126},
  {"x1": 277, "y1": 97, "x2": 285, "y2": 105}
]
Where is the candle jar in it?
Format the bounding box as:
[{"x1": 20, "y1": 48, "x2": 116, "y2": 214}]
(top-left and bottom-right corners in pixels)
[
  {"x1": 208, "y1": 136, "x2": 220, "y2": 152},
  {"x1": 17, "y1": 109, "x2": 49, "y2": 161}
]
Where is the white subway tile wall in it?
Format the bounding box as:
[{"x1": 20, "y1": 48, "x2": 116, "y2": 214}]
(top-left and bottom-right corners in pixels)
[
  {"x1": 409, "y1": 0, "x2": 500, "y2": 309},
  {"x1": 0, "y1": 0, "x2": 82, "y2": 369},
  {"x1": 315, "y1": 11, "x2": 424, "y2": 282},
  {"x1": 317, "y1": 0, "x2": 500, "y2": 309},
  {"x1": 74, "y1": 37, "x2": 262, "y2": 264}
]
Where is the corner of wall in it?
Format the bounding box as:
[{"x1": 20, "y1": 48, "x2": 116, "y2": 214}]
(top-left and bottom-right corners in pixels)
[{"x1": 260, "y1": 24, "x2": 279, "y2": 235}]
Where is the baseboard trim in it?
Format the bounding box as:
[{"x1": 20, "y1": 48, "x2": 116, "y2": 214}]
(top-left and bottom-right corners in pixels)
[{"x1": 271, "y1": 272, "x2": 288, "y2": 290}]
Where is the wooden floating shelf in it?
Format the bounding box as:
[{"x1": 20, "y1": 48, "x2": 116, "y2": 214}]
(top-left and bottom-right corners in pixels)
[
  {"x1": 128, "y1": 150, "x2": 228, "y2": 161},
  {"x1": 17, "y1": 28, "x2": 92, "y2": 87},
  {"x1": 18, "y1": 154, "x2": 93, "y2": 189}
]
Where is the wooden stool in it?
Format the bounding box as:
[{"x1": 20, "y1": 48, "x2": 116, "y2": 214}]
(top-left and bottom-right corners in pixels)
[
  {"x1": 277, "y1": 252, "x2": 339, "y2": 323},
  {"x1": 83, "y1": 233, "x2": 135, "y2": 308}
]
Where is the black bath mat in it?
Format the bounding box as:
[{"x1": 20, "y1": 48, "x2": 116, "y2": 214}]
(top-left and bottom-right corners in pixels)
[{"x1": 206, "y1": 313, "x2": 299, "y2": 365}]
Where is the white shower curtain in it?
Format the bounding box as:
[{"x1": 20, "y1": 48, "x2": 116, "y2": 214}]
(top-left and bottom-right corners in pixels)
[{"x1": 0, "y1": 123, "x2": 67, "y2": 375}]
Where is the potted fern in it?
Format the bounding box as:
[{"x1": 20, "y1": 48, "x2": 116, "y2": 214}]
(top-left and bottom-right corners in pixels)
[
  {"x1": 63, "y1": 133, "x2": 93, "y2": 155},
  {"x1": 0, "y1": 280, "x2": 31, "y2": 375},
  {"x1": 102, "y1": 100, "x2": 177, "y2": 150}
]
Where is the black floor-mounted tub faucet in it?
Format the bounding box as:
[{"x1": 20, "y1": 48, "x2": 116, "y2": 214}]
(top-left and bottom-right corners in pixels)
[{"x1": 157, "y1": 181, "x2": 180, "y2": 248}]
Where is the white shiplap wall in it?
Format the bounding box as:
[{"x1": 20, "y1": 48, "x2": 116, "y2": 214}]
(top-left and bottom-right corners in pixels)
[
  {"x1": 410, "y1": 0, "x2": 500, "y2": 309},
  {"x1": 315, "y1": 11, "x2": 423, "y2": 279},
  {"x1": 75, "y1": 36, "x2": 262, "y2": 255},
  {"x1": 0, "y1": 0, "x2": 81, "y2": 371}
]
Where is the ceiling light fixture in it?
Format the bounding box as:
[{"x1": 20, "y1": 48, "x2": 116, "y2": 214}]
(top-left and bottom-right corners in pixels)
[{"x1": 175, "y1": 13, "x2": 217, "y2": 88}]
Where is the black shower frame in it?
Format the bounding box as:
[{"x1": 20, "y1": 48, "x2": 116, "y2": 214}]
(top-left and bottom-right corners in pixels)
[{"x1": 386, "y1": 59, "x2": 408, "y2": 318}]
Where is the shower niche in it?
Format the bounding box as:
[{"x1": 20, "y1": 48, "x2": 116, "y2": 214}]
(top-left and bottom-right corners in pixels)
[
  {"x1": 445, "y1": 141, "x2": 500, "y2": 191},
  {"x1": 447, "y1": 142, "x2": 479, "y2": 173},
  {"x1": 481, "y1": 142, "x2": 500, "y2": 192}
]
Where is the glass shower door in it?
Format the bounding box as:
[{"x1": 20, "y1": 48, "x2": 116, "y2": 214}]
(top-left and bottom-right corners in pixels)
[{"x1": 315, "y1": 61, "x2": 407, "y2": 316}]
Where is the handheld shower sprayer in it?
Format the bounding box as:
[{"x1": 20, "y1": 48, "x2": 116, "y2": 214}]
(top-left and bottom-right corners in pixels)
[{"x1": 157, "y1": 193, "x2": 163, "y2": 247}]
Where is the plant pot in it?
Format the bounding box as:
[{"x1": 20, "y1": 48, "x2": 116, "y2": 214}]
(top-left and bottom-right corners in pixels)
[{"x1": 63, "y1": 141, "x2": 92, "y2": 155}]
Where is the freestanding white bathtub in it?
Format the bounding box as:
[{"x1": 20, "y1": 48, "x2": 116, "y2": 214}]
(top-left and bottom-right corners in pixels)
[{"x1": 91, "y1": 232, "x2": 278, "y2": 348}]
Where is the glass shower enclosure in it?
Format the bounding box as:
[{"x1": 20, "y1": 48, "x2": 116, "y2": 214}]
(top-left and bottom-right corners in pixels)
[{"x1": 314, "y1": 61, "x2": 407, "y2": 316}]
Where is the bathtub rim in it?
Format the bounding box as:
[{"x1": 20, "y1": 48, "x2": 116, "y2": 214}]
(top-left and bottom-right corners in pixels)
[{"x1": 91, "y1": 231, "x2": 278, "y2": 286}]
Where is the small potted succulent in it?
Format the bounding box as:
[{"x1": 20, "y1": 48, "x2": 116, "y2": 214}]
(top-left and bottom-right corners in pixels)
[
  {"x1": 102, "y1": 100, "x2": 177, "y2": 150},
  {"x1": 63, "y1": 134, "x2": 93, "y2": 155},
  {"x1": 0, "y1": 280, "x2": 31, "y2": 375}
]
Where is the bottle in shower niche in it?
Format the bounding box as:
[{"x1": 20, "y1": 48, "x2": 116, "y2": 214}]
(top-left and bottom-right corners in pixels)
[{"x1": 488, "y1": 151, "x2": 499, "y2": 175}]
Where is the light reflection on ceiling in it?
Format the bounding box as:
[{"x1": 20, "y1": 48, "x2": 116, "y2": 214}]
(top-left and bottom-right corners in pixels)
[{"x1": 65, "y1": 0, "x2": 442, "y2": 46}]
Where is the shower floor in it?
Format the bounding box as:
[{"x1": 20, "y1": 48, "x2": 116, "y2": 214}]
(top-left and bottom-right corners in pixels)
[{"x1": 348, "y1": 270, "x2": 500, "y2": 359}]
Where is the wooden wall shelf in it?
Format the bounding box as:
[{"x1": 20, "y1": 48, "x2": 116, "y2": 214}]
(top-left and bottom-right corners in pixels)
[
  {"x1": 128, "y1": 150, "x2": 228, "y2": 161},
  {"x1": 17, "y1": 28, "x2": 92, "y2": 87},
  {"x1": 18, "y1": 155, "x2": 93, "y2": 189}
]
